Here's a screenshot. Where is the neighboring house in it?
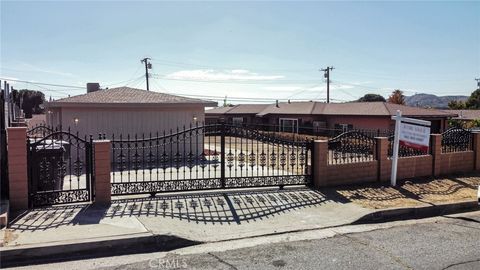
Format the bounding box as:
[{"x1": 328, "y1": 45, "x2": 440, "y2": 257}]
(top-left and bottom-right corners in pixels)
[
  {"x1": 46, "y1": 86, "x2": 217, "y2": 138},
  {"x1": 206, "y1": 101, "x2": 457, "y2": 134},
  {"x1": 444, "y1": 109, "x2": 480, "y2": 127},
  {"x1": 205, "y1": 104, "x2": 269, "y2": 125}
]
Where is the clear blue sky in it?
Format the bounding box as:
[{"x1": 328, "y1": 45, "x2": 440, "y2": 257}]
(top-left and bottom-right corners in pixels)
[{"x1": 1, "y1": 1, "x2": 479, "y2": 103}]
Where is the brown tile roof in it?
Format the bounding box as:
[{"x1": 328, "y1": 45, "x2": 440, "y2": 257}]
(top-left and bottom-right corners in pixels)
[
  {"x1": 206, "y1": 101, "x2": 457, "y2": 118},
  {"x1": 228, "y1": 104, "x2": 270, "y2": 114},
  {"x1": 206, "y1": 104, "x2": 269, "y2": 115},
  {"x1": 205, "y1": 106, "x2": 235, "y2": 114},
  {"x1": 49, "y1": 87, "x2": 217, "y2": 106},
  {"x1": 383, "y1": 103, "x2": 456, "y2": 117},
  {"x1": 317, "y1": 102, "x2": 390, "y2": 116},
  {"x1": 444, "y1": 109, "x2": 480, "y2": 120},
  {"x1": 256, "y1": 101, "x2": 316, "y2": 116}
]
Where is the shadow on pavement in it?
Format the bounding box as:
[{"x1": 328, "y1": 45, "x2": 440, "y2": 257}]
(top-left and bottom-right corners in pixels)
[
  {"x1": 9, "y1": 187, "x2": 329, "y2": 232},
  {"x1": 323, "y1": 172, "x2": 480, "y2": 207}
]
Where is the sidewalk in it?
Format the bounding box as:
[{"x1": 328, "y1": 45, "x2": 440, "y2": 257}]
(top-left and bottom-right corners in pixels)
[
  {"x1": 1, "y1": 187, "x2": 371, "y2": 248},
  {"x1": 1, "y1": 172, "x2": 479, "y2": 265}
]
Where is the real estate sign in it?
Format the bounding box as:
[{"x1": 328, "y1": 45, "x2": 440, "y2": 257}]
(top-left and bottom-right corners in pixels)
[
  {"x1": 390, "y1": 110, "x2": 431, "y2": 186},
  {"x1": 399, "y1": 123, "x2": 430, "y2": 152}
]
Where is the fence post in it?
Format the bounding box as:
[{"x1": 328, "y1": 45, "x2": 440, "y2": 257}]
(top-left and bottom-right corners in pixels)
[
  {"x1": 93, "y1": 139, "x2": 111, "y2": 205},
  {"x1": 220, "y1": 122, "x2": 226, "y2": 188},
  {"x1": 312, "y1": 140, "x2": 328, "y2": 188},
  {"x1": 7, "y1": 127, "x2": 29, "y2": 213},
  {"x1": 473, "y1": 132, "x2": 480, "y2": 171},
  {"x1": 375, "y1": 137, "x2": 389, "y2": 182},
  {"x1": 431, "y1": 134, "x2": 442, "y2": 176}
]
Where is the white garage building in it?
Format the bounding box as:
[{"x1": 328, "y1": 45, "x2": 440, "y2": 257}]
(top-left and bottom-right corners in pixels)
[{"x1": 46, "y1": 86, "x2": 217, "y2": 138}]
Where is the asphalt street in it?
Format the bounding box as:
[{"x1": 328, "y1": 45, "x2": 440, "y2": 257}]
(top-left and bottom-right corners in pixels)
[{"x1": 8, "y1": 211, "x2": 480, "y2": 270}]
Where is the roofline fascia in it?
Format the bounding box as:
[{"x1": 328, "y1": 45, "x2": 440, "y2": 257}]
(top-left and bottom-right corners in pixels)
[{"x1": 46, "y1": 101, "x2": 218, "y2": 109}]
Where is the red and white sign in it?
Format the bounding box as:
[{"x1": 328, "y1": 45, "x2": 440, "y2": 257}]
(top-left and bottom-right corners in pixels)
[{"x1": 399, "y1": 123, "x2": 430, "y2": 152}]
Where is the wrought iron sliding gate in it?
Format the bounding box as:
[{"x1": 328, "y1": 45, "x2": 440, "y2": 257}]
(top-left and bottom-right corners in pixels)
[
  {"x1": 27, "y1": 131, "x2": 94, "y2": 207},
  {"x1": 111, "y1": 124, "x2": 311, "y2": 195}
]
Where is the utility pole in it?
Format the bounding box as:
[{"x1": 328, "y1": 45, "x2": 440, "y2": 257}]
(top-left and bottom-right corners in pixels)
[
  {"x1": 320, "y1": 66, "x2": 334, "y2": 103},
  {"x1": 141, "y1": 58, "x2": 152, "y2": 91}
]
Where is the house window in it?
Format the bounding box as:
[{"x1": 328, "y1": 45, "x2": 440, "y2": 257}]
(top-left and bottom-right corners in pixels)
[
  {"x1": 232, "y1": 117, "x2": 244, "y2": 125},
  {"x1": 313, "y1": 121, "x2": 326, "y2": 133},
  {"x1": 279, "y1": 118, "x2": 299, "y2": 133},
  {"x1": 335, "y1": 123, "x2": 353, "y2": 133}
]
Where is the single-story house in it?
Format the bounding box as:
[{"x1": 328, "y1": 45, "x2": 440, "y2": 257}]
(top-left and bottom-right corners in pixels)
[
  {"x1": 46, "y1": 86, "x2": 217, "y2": 138},
  {"x1": 444, "y1": 109, "x2": 480, "y2": 126},
  {"x1": 206, "y1": 101, "x2": 457, "y2": 134}
]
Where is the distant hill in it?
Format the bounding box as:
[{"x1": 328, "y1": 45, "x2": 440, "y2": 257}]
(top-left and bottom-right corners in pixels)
[{"x1": 405, "y1": 94, "x2": 468, "y2": 109}]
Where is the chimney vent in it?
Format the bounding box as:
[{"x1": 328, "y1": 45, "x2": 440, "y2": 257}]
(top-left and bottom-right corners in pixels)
[
  {"x1": 87, "y1": 83, "x2": 101, "y2": 93},
  {"x1": 276, "y1": 100, "x2": 279, "y2": 108}
]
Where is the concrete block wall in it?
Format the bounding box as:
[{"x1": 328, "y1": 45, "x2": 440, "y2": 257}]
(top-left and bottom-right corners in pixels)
[
  {"x1": 380, "y1": 156, "x2": 433, "y2": 182},
  {"x1": 325, "y1": 161, "x2": 378, "y2": 186},
  {"x1": 314, "y1": 133, "x2": 480, "y2": 188},
  {"x1": 93, "y1": 140, "x2": 111, "y2": 205},
  {"x1": 437, "y1": 151, "x2": 474, "y2": 176}
]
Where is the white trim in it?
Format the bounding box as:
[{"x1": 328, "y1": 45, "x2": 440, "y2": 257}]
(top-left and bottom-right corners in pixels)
[{"x1": 278, "y1": 118, "x2": 299, "y2": 133}]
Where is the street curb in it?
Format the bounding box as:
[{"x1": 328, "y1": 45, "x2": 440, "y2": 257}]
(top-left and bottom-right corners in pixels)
[
  {"x1": 353, "y1": 200, "x2": 479, "y2": 224},
  {"x1": 0, "y1": 232, "x2": 201, "y2": 268},
  {"x1": 1, "y1": 200, "x2": 478, "y2": 267}
]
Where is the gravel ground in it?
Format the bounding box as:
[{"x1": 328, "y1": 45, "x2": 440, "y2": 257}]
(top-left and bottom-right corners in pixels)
[{"x1": 332, "y1": 173, "x2": 480, "y2": 209}]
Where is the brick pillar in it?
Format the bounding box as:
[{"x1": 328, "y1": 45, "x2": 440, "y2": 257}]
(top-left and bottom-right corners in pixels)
[
  {"x1": 375, "y1": 137, "x2": 389, "y2": 182},
  {"x1": 473, "y1": 132, "x2": 480, "y2": 171},
  {"x1": 7, "y1": 127, "x2": 28, "y2": 212},
  {"x1": 93, "y1": 140, "x2": 111, "y2": 205},
  {"x1": 431, "y1": 134, "x2": 442, "y2": 176},
  {"x1": 312, "y1": 140, "x2": 328, "y2": 188}
]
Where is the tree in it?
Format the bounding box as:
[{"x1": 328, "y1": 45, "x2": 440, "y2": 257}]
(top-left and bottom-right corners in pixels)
[
  {"x1": 357, "y1": 93, "x2": 386, "y2": 102},
  {"x1": 465, "y1": 89, "x2": 480, "y2": 109},
  {"x1": 448, "y1": 100, "x2": 467, "y2": 109},
  {"x1": 10, "y1": 89, "x2": 46, "y2": 118},
  {"x1": 387, "y1": 89, "x2": 405, "y2": 105},
  {"x1": 468, "y1": 119, "x2": 480, "y2": 128}
]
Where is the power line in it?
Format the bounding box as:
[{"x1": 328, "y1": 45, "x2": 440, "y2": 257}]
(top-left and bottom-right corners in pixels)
[
  {"x1": 166, "y1": 91, "x2": 349, "y2": 102},
  {"x1": 335, "y1": 69, "x2": 470, "y2": 82},
  {"x1": 0, "y1": 78, "x2": 85, "y2": 89},
  {"x1": 103, "y1": 65, "x2": 144, "y2": 87},
  {"x1": 150, "y1": 58, "x2": 315, "y2": 73},
  {"x1": 285, "y1": 84, "x2": 323, "y2": 99},
  {"x1": 150, "y1": 74, "x2": 319, "y2": 85}
]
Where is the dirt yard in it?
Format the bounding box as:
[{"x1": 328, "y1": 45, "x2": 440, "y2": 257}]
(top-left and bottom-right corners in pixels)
[{"x1": 329, "y1": 172, "x2": 480, "y2": 209}]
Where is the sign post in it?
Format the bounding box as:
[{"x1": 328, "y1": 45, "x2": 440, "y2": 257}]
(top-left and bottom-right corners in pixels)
[{"x1": 391, "y1": 110, "x2": 431, "y2": 186}]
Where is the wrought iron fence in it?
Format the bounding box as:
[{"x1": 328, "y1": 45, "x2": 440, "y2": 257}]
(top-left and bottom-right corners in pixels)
[
  {"x1": 110, "y1": 123, "x2": 311, "y2": 195},
  {"x1": 327, "y1": 130, "x2": 376, "y2": 164},
  {"x1": 27, "y1": 130, "x2": 94, "y2": 207},
  {"x1": 27, "y1": 124, "x2": 57, "y2": 138},
  {"x1": 441, "y1": 127, "x2": 473, "y2": 153},
  {"x1": 387, "y1": 135, "x2": 430, "y2": 157}
]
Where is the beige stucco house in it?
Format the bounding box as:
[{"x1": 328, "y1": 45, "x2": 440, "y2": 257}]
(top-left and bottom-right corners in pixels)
[{"x1": 46, "y1": 86, "x2": 217, "y2": 138}]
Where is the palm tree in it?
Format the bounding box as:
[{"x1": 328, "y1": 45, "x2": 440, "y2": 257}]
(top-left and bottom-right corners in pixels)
[{"x1": 387, "y1": 89, "x2": 405, "y2": 105}]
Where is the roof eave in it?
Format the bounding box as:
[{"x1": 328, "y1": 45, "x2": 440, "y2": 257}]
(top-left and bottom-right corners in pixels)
[{"x1": 46, "y1": 101, "x2": 217, "y2": 109}]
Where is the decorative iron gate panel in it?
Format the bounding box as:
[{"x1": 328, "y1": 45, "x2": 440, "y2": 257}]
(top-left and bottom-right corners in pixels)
[
  {"x1": 27, "y1": 131, "x2": 93, "y2": 207},
  {"x1": 111, "y1": 124, "x2": 311, "y2": 195}
]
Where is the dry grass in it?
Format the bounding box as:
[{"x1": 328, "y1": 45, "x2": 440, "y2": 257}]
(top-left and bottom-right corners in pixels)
[{"x1": 333, "y1": 173, "x2": 480, "y2": 209}]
